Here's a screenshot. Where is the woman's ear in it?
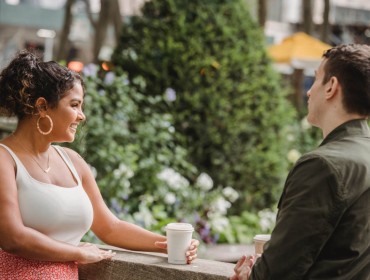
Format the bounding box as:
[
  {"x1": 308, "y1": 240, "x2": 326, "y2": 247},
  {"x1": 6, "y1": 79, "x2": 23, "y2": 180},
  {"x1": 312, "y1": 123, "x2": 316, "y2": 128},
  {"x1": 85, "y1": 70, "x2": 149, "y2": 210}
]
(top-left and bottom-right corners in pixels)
[
  {"x1": 34, "y1": 98, "x2": 49, "y2": 115},
  {"x1": 325, "y1": 76, "x2": 340, "y2": 100}
]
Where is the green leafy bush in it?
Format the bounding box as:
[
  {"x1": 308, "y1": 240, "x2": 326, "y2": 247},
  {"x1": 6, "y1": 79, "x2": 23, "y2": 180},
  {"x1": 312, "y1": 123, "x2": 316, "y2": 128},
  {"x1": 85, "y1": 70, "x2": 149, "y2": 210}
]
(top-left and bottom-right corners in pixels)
[
  {"x1": 66, "y1": 69, "x2": 323, "y2": 245},
  {"x1": 67, "y1": 67, "x2": 242, "y2": 244},
  {"x1": 112, "y1": 0, "x2": 297, "y2": 213}
]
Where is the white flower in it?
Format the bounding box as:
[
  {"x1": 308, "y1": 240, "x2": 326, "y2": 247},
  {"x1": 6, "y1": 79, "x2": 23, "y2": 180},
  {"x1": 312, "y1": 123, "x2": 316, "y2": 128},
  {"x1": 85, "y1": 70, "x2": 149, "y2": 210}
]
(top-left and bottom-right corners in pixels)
[
  {"x1": 301, "y1": 116, "x2": 312, "y2": 130},
  {"x1": 142, "y1": 195, "x2": 154, "y2": 204},
  {"x1": 129, "y1": 49, "x2": 138, "y2": 60},
  {"x1": 157, "y1": 168, "x2": 171, "y2": 181},
  {"x1": 120, "y1": 163, "x2": 134, "y2": 178},
  {"x1": 287, "y1": 149, "x2": 301, "y2": 163},
  {"x1": 165, "y1": 88, "x2": 176, "y2": 102},
  {"x1": 258, "y1": 209, "x2": 277, "y2": 232},
  {"x1": 104, "y1": 71, "x2": 115, "y2": 85},
  {"x1": 222, "y1": 186, "x2": 239, "y2": 202},
  {"x1": 286, "y1": 133, "x2": 295, "y2": 142},
  {"x1": 211, "y1": 197, "x2": 231, "y2": 215},
  {"x1": 122, "y1": 180, "x2": 131, "y2": 189},
  {"x1": 88, "y1": 164, "x2": 97, "y2": 178},
  {"x1": 210, "y1": 216, "x2": 230, "y2": 232},
  {"x1": 195, "y1": 173, "x2": 214, "y2": 191},
  {"x1": 164, "y1": 193, "x2": 176, "y2": 205},
  {"x1": 133, "y1": 203, "x2": 156, "y2": 228},
  {"x1": 113, "y1": 163, "x2": 134, "y2": 179},
  {"x1": 157, "y1": 168, "x2": 189, "y2": 190}
]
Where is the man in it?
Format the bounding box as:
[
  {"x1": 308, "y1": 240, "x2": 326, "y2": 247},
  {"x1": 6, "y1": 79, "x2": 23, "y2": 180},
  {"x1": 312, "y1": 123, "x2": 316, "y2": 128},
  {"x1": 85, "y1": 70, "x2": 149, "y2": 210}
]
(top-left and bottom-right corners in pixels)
[{"x1": 231, "y1": 44, "x2": 370, "y2": 279}]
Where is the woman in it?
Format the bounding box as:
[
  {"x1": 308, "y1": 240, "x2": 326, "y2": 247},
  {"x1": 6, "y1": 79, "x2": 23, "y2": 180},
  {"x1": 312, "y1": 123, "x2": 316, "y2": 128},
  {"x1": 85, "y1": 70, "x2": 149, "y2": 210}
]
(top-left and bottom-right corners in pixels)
[{"x1": 0, "y1": 50, "x2": 199, "y2": 279}]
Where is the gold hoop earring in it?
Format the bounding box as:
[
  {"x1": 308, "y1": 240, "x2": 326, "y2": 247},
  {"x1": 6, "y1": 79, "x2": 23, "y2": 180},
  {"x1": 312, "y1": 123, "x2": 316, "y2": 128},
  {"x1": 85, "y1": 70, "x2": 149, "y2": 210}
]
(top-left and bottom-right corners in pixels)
[{"x1": 37, "y1": 115, "x2": 53, "y2": 135}]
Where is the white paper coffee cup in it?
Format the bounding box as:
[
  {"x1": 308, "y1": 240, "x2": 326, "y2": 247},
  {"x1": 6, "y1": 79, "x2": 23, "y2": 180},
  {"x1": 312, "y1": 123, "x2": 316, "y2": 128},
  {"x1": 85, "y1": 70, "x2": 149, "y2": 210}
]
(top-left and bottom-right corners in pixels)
[
  {"x1": 253, "y1": 234, "x2": 271, "y2": 255},
  {"x1": 165, "y1": 223, "x2": 194, "y2": 264}
]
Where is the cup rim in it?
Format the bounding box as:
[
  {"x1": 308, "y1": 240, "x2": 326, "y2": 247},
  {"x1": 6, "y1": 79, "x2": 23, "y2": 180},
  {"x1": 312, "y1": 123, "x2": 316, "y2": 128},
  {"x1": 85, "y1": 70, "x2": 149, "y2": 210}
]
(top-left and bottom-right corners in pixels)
[
  {"x1": 253, "y1": 234, "x2": 271, "y2": 242},
  {"x1": 165, "y1": 222, "x2": 194, "y2": 231}
]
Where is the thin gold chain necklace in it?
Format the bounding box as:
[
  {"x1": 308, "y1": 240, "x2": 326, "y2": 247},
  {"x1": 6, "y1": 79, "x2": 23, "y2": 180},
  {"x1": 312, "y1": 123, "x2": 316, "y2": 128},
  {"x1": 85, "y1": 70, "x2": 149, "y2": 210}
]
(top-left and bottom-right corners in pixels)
[{"x1": 12, "y1": 134, "x2": 51, "y2": 173}]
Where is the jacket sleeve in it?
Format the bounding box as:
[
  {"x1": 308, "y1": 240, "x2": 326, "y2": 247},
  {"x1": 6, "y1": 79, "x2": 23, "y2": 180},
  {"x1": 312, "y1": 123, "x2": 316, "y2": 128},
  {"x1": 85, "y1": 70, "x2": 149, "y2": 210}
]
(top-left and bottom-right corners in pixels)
[{"x1": 250, "y1": 155, "x2": 345, "y2": 279}]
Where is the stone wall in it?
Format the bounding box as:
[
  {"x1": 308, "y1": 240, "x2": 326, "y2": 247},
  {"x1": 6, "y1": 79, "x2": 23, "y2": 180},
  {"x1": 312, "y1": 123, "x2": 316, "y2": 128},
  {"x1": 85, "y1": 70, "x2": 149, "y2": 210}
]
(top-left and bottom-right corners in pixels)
[{"x1": 78, "y1": 245, "x2": 237, "y2": 280}]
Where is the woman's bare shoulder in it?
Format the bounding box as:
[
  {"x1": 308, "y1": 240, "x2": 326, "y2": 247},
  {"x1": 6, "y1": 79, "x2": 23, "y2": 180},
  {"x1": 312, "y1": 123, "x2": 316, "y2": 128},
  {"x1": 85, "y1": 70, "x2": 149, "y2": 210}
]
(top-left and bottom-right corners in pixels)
[{"x1": 55, "y1": 146, "x2": 89, "y2": 173}]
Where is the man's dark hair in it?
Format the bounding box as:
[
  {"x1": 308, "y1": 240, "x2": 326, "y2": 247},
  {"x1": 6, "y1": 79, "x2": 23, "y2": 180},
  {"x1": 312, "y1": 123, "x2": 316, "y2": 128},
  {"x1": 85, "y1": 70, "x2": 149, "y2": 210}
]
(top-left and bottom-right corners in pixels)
[{"x1": 322, "y1": 44, "x2": 370, "y2": 116}]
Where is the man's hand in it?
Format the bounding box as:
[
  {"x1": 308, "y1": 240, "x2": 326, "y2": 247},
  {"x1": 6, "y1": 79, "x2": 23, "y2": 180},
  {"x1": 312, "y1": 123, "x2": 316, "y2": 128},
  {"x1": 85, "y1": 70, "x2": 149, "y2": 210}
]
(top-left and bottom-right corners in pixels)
[{"x1": 230, "y1": 254, "x2": 257, "y2": 280}]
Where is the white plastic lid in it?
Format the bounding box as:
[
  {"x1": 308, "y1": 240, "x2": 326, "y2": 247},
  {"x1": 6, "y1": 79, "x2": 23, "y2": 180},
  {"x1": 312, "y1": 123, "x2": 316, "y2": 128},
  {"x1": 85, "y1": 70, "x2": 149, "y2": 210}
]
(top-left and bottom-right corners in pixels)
[
  {"x1": 253, "y1": 234, "x2": 271, "y2": 242},
  {"x1": 165, "y1": 223, "x2": 194, "y2": 231}
]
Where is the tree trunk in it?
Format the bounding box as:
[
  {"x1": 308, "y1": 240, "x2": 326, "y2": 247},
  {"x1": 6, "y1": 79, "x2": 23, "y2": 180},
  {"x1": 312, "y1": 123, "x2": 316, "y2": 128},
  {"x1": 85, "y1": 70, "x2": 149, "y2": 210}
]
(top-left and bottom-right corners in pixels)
[
  {"x1": 111, "y1": 0, "x2": 123, "y2": 42},
  {"x1": 93, "y1": 0, "x2": 111, "y2": 62},
  {"x1": 302, "y1": 0, "x2": 313, "y2": 35},
  {"x1": 258, "y1": 0, "x2": 267, "y2": 28},
  {"x1": 57, "y1": 0, "x2": 74, "y2": 61},
  {"x1": 321, "y1": 0, "x2": 330, "y2": 44},
  {"x1": 84, "y1": 0, "x2": 123, "y2": 63},
  {"x1": 292, "y1": 68, "x2": 304, "y2": 113},
  {"x1": 82, "y1": 0, "x2": 97, "y2": 30}
]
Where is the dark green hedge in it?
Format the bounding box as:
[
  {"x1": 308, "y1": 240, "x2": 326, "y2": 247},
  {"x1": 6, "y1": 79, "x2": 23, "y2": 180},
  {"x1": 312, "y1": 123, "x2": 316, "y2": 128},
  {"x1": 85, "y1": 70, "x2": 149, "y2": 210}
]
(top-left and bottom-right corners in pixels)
[{"x1": 112, "y1": 0, "x2": 297, "y2": 213}]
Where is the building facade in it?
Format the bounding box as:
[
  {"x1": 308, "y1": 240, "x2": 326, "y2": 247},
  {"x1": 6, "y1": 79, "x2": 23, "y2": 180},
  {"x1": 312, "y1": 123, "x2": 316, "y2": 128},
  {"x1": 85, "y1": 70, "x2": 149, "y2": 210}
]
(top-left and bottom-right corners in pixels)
[
  {"x1": 0, "y1": 0, "x2": 146, "y2": 68},
  {"x1": 265, "y1": 0, "x2": 370, "y2": 45}
]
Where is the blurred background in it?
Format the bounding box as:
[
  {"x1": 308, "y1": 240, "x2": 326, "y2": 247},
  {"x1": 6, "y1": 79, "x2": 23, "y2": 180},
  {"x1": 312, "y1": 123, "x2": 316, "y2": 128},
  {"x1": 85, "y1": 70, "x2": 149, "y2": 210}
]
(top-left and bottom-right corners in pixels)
[
  {"x1": 1, "y1": 0, "x2": 369, "y2": 261},
  {"x1": 2, "y1": 0, "x2": 370, "y2": 67}
]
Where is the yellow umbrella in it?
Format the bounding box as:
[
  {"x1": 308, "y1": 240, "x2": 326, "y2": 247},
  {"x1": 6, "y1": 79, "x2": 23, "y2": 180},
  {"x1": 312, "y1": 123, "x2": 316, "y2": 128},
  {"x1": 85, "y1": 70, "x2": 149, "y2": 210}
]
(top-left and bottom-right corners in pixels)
[{"x1": 268, "y1": 32, "x2": 332, "y2": 64}]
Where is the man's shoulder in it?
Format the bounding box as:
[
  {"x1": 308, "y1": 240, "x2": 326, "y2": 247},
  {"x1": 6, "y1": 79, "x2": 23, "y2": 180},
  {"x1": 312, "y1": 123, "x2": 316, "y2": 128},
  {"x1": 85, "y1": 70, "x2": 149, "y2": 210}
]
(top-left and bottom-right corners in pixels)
[
  {"x1": 293, "y1": 148, "x2": 344, "y2": 178},
  {"x1": 315, "y1": 135, "x2": 370, "y2": 163}
]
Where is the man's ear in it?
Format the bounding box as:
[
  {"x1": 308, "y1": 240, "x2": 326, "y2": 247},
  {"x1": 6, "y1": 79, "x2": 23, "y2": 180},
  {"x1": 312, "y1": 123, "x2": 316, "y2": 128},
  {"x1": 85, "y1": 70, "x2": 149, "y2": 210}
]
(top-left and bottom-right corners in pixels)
[
  {"x1": 325, "y1": 76, "x2": 340, "y2": 100},
  {"x1": 34, "y1": 98, "x2": 49, "y2": 115}
]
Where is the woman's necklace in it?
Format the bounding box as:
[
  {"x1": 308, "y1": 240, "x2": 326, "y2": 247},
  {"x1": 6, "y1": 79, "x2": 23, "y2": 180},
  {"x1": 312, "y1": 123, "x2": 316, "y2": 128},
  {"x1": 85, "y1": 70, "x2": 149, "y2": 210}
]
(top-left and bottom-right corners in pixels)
[{"x1": 12, "y1": 134, "x2": 51, "y2": 173}]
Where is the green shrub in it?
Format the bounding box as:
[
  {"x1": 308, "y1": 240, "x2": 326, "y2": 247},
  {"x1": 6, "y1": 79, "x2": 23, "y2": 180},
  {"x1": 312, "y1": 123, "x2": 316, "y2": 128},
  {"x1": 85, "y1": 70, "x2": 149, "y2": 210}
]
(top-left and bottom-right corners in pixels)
[
  {"x1": 112, "y1": 0, "x2": 297, "y2": 213},
  {"x1": 67, "y1": 67, "x2": 242, "y2": 244},
  {"x1": 67, "y1": 67, "x2": 323, "y2": 245}
]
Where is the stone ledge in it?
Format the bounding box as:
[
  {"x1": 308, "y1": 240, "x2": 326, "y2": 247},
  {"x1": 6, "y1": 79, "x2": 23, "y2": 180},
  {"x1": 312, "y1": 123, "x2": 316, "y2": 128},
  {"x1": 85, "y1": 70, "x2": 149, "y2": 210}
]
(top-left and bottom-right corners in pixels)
[
  {"x1": 201, "y1": 244, "x2": 254, "y2": 263},
  {"x1": 78, "y1": 245, "x2": 236, "y2": 280}
]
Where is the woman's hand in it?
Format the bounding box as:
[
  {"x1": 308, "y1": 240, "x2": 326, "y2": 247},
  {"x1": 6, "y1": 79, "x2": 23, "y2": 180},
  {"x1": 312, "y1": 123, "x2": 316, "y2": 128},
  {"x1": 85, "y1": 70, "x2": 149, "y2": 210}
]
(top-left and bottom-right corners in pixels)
[
  {"x1": 230, "y1": 254, "x2": 257, "y2": 280},
  {"x1": 185, "y1": 239, "x2": 199, "y2": 264},
  {"x1": 155, "y1": 239, "x2": 200, "y2": 264},
  {"x1": 77, "y1": 243, "x2": 116, "y2": 264}
]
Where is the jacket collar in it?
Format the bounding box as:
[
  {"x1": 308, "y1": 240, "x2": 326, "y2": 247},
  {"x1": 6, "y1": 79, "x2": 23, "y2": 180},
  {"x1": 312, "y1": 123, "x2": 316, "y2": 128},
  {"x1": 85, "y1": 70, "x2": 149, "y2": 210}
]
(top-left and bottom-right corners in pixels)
[{"x1": 320, "y1": 118, "x2": 370, "y2": 146}]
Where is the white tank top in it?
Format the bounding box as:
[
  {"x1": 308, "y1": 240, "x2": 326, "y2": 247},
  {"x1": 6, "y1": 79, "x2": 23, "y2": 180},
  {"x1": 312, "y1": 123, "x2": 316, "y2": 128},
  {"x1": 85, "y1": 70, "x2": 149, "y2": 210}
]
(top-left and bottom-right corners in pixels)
[{"x1": 0, "y1": 144, "x2": 93, "y2": 246}]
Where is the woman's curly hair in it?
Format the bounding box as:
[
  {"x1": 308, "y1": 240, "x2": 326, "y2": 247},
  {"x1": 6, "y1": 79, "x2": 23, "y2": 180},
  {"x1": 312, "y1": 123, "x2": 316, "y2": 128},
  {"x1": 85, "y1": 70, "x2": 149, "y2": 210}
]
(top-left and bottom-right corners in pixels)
[{"x1": 0, "y1": 50, "x2": 84, "y2": 119}]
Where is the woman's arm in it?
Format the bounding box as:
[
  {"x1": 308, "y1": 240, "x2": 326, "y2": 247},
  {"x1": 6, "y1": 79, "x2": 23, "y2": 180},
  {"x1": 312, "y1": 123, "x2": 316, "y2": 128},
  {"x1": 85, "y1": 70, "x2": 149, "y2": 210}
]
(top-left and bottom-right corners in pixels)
[
  {"x1": 68, "y1": 147, "x2": 167, "y2": 251},
  {"x1": 0, "y1": 148, "x2": 113, "y2": 264}
]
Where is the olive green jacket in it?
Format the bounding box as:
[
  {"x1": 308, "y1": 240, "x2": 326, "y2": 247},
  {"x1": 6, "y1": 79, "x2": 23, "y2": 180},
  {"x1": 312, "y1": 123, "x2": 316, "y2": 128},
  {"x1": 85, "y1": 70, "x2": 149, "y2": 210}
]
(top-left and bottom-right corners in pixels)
[{"x1": 251, "y1": 119, "x2": 370, "y2": 280}]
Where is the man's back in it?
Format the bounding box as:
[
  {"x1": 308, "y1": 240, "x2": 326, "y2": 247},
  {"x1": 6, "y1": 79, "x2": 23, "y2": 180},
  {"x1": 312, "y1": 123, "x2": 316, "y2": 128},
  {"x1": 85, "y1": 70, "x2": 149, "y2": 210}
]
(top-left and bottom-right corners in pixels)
[
  {"x1": 304, "y1": 119, "x2": 370, "y2": 279},
  {"x1": 231, "y1": 43, "x2": 370, "y2": 280},
  {"x1": 251, "y1": 120, "x2": 370, "y2": 280}
]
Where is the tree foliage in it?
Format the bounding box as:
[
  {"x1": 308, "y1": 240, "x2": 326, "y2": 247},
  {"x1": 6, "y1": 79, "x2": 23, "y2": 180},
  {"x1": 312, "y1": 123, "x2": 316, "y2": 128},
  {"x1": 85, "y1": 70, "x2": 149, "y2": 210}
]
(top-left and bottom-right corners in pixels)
[{"x1": 112, "y1": 0, "x2": 297, "y2": 213}]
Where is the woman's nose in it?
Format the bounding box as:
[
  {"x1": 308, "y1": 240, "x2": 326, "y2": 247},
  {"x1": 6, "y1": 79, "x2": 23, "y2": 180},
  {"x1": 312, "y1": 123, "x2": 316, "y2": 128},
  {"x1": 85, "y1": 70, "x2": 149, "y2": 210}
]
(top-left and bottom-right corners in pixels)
[{"x1": 78, "y1": 110, "x2": 86, "y2": 121}]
